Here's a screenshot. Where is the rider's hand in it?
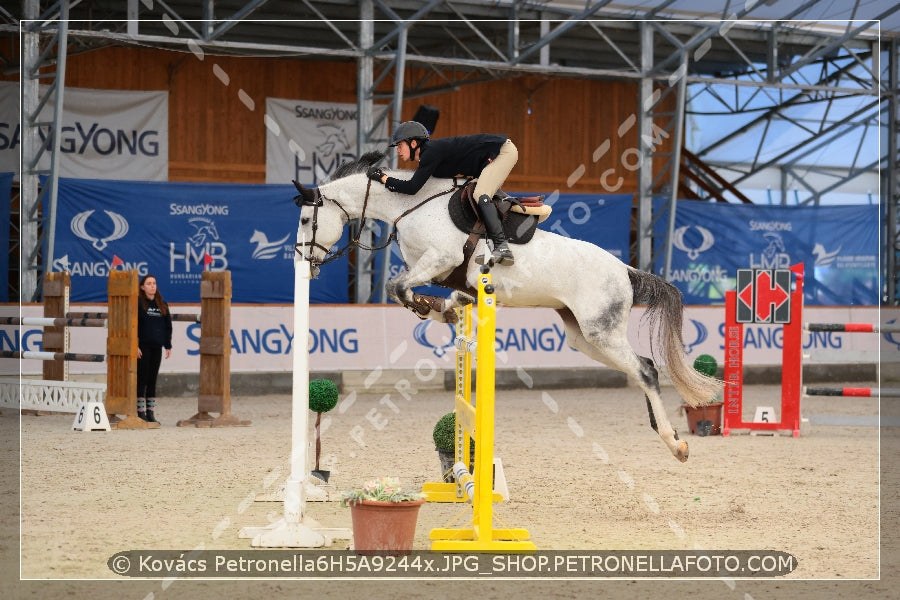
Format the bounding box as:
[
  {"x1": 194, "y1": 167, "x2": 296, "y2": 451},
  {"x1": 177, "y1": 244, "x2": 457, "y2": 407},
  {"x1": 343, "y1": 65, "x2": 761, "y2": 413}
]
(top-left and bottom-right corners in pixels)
[{"x1": 366, "y1": 166, "x2": 385, "y2": 183}]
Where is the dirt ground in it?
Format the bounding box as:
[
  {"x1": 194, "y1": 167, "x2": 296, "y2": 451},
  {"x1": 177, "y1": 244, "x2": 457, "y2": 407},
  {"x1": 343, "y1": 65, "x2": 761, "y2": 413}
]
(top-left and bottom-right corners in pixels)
[{"x1": 2, "y1": 382, "x2": 898, "y2": 599}]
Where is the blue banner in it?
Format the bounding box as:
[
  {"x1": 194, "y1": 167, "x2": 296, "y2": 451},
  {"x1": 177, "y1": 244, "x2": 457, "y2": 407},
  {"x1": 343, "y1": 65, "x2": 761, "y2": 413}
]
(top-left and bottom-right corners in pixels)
[
  {"x1": 53, "y1": 178, "x2": 349, "y2": 303},
  {"x1": 653, "y1": 199, "x2": 879, "y2": 306},
  {"x1": 0, "y1": 172, "x2": 11, "y2": 302}
]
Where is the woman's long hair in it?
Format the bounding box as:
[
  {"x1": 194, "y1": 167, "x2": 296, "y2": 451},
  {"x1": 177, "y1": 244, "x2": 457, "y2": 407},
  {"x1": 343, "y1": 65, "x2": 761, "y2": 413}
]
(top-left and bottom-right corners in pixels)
[{"x1": 138, "y1": 274, "x2": 169, "y2": 316}]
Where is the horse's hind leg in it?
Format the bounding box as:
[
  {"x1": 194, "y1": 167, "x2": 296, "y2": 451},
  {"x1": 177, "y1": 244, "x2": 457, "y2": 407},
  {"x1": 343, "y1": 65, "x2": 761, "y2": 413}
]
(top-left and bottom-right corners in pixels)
[{"x1": 557, "y1": 308, "x2": 690, "y2": 462}]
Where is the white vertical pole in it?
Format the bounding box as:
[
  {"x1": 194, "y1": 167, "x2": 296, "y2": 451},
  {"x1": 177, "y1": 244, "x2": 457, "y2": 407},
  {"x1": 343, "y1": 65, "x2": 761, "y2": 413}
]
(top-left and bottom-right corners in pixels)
[
  {"x1": 238, "y1": 248, "x2": 333, "y2": 546},
  {"x1": 284, "y1": 256, "x2": 312, "y2": 525}
]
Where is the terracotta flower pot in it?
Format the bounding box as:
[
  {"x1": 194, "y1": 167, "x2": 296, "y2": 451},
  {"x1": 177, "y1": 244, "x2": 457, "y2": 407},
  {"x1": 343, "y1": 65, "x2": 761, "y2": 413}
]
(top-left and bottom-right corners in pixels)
[
  {"x1": 349, "y1": 499, "x2": 426, "y2": 555},
  {"x1": 680, "y1": 402, "x2": 723, "y2": 436}
]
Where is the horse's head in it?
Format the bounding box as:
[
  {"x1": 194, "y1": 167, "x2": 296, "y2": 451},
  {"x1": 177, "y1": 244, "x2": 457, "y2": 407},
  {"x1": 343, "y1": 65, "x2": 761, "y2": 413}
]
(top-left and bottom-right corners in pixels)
[
  {"x1": 292, "y1": 180, "x2": 349, "y2": 271},
  {"x1": 292, "y1": 151, "x2": 389, "y2": 271}
]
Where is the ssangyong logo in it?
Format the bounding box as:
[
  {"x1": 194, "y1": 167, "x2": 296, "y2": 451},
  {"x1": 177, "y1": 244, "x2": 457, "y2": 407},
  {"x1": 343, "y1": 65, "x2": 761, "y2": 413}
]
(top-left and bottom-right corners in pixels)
[
  {"x1": 672, "y1": 225, "x2": 714, "y2": 260},
  {"x1": 70, "y1": 209, "x2": 129, "y2": 250},
  {"x1": 413, "y1": 321, "x2": 456, "y2": 358},
  {"x1": 682, "y1": 319, "x2": 708, "y2": 354}
]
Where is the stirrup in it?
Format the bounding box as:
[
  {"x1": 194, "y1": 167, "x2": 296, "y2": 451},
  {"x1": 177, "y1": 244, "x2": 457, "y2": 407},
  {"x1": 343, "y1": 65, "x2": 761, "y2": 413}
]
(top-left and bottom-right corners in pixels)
[
  {"x1": 475, "y1": 239, "x2": 515, "y2": 266},
  {"x1": 492, "y1": 244, "x2": 515, "y2": 266}
]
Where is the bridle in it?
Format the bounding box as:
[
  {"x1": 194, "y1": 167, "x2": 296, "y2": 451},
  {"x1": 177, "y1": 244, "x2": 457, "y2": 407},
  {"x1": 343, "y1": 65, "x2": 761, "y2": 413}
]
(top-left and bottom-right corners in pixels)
[{"x1": 293, "y1": 177, "x2": 457, "y2": 268}]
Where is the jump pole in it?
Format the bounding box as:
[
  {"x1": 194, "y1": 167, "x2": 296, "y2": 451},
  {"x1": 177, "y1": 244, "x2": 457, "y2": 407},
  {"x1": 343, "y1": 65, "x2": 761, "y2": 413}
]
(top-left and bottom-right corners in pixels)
[
  {"x1": 805, "y1": 387, "x2": 900, "y2": 398},
  {"x1": 238, "y1": 256, "x2": 347, "y2": 547},
  {"x1": 428, "y1": 268, "x2": 535, "y2": 552}
]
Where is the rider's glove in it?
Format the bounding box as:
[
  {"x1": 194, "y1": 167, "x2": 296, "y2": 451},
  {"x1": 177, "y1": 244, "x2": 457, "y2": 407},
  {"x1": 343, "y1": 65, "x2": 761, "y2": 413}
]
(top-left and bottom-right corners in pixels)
[{"x1": 366, "y1": 166, "x2": 385, "y2": 183}]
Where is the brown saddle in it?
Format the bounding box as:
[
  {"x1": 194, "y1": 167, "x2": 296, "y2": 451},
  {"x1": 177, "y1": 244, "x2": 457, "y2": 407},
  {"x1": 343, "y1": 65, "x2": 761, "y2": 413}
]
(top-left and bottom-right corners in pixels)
[
  {"x1": 447, "y1": 180, "x2": 551, "y2": 244},
  {"x1": 438, "y1": 180, "x2": 552, "y2": 292}
]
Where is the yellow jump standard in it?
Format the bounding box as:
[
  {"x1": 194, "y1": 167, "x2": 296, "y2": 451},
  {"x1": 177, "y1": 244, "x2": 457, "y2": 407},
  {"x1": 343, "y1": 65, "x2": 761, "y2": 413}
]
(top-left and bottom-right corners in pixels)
[{"x1": 424, "y1": 269, "x2": 535, "y2": 551}]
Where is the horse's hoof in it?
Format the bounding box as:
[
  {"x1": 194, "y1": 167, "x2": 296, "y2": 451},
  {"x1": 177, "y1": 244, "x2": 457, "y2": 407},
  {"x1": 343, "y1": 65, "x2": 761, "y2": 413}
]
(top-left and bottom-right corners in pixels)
[
  {"x1": 443, "y1": 309, "x2": 459, "y2": 324},
  {"x1": 674, "y1": 441, "x2": 689, "y2": 463},
  {"x1": 455, "y1": 292, "x2": 475, "y2": 306}
]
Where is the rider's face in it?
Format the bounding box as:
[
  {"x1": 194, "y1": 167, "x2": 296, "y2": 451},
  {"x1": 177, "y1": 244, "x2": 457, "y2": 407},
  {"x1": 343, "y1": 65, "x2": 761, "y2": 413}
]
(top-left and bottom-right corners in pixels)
[{"x1": 396, "y1": 140, "x2": 414, "y2": 162}]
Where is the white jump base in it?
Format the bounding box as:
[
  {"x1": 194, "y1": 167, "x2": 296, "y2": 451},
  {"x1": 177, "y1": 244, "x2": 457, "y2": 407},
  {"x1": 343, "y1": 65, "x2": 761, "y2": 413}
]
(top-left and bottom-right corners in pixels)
[{"x1": 0, "y1": 377, "x2": 106, "y2": 413}]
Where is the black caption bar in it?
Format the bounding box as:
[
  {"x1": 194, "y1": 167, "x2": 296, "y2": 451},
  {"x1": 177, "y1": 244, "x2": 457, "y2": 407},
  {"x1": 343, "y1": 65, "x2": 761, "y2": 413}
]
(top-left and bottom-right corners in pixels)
[{"x1": 108, "y1": 550, "x2": 797, "y2": 578}]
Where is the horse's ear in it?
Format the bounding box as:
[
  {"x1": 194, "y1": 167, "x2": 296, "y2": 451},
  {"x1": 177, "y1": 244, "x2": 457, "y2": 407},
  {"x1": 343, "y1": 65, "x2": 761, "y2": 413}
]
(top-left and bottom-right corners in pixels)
[{"x1": 292, "y1": 181, "x2": 319, "y2": 207}]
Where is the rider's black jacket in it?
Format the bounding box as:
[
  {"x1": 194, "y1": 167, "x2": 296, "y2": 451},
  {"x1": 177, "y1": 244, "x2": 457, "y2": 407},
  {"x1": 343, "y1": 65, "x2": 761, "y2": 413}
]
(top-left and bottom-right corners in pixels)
[{"x1": 384, "y1": 133, "x2": 508, "y2": 195}]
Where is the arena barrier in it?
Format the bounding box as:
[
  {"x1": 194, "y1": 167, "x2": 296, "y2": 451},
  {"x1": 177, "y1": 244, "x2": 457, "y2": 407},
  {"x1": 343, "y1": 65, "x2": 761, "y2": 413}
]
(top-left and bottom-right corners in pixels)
[
  {"x1": 423, "y1": 268, "x2": 535, "y2": 552},
  {"x1": 0, "y1": 270, "x2": 247, "y2": 429},
  {"x1": 723, "y1": 264, "x2": 886, "y2": 436}
]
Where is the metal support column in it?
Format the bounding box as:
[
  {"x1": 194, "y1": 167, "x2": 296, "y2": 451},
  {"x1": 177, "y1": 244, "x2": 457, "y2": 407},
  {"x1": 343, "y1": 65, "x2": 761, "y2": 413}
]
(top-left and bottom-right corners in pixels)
[
  {"x1": 662, "y1": 53, "x2": 688, "y2": 281},
  {"x1": 635, "y1": 22, "x2": 654, "y2": 272},
  {"x1": 351, "y1": 5, "x2": 375, "y2": 304},
  {"x1": 887, "y1": 37, "x2": 899, "y2": 305},
  {"x1": 354, "y1": 17, "x2": 410, "y2": 303},
  {"x1": 20, "y1": 0, "x2": 69, "y2": 302}
]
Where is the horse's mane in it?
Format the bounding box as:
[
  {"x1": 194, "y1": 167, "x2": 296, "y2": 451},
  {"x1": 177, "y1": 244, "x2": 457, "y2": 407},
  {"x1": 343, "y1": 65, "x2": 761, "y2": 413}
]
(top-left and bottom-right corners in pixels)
[{"x1": 329, "y1": 150, "x2": 387, "y2": 181}]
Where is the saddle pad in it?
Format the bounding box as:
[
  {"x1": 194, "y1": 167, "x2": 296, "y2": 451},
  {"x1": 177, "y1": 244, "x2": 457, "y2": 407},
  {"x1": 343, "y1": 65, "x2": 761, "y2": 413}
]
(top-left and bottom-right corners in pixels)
[{"x1": 510, "y1": 203, "x2": 552, "y2": 223}]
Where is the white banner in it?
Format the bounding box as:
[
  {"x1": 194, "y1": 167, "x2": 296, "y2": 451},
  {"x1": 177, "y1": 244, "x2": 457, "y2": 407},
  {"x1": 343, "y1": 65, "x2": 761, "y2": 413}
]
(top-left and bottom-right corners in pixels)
[
  {"x1": 265, "y1": 98, "x2": 387, "y2": 185},
  {"x1": 0, "y1": 81, "x2": 168, "y2": 181},
  {"x1": 5, "y1": 304, "x2": 896, "y2": 376}
]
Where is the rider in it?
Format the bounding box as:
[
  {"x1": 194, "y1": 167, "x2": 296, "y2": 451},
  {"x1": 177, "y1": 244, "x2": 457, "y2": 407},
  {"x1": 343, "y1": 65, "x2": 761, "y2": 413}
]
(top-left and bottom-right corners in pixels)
[{"x1": 366, "y1": 121, "x2": 517, "y2": 266}]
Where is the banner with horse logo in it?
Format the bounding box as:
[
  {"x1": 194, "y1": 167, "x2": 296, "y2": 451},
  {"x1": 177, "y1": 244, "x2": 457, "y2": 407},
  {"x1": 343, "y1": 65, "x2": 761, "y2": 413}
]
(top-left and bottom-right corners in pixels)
[
  {"x1": 264, "y1": 98, "x2": 388, "y2": 185},
  {"x1": 52, "y1": 178, "x2": 350, "y2": 303},
  {"x1": 653, "y1": 199, "x2": 879, "y2": 306},
  {"x1": 0, "y1": 81, "x2": 168, "y2": 181}
]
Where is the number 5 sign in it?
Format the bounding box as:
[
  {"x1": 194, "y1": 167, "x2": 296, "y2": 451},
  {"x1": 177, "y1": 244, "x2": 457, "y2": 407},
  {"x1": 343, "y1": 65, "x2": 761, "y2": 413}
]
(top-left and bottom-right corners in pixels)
[{"x1": 72, "y1": 401, "x2": 111, "y2": 432}]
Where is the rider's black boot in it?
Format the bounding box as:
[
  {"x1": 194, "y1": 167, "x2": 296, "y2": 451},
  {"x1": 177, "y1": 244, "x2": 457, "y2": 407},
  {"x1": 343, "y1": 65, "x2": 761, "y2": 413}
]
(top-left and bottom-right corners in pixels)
[{"x1": 475, "y1": 195, "x2": 515, "y2": 266}]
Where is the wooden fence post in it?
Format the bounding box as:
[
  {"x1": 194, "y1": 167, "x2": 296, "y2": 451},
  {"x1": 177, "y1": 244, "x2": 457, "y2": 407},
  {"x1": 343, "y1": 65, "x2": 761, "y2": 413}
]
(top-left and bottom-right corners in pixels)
[
  {"x1": 178, "y1": 270, "x2": 250, "y2": 427},
  {"x1": 41, "y1": 272, "x2": 69, "y2": 382},
  {"x1": 106, "y1": 269, "x2": 157, "y2": 429}
]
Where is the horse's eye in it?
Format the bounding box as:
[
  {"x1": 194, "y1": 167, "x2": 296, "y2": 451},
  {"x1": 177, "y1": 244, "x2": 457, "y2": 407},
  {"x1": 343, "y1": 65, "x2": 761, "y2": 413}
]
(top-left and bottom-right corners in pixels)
[{"x1": 301, "y1": 217, "x2": 310, "y2": 225}]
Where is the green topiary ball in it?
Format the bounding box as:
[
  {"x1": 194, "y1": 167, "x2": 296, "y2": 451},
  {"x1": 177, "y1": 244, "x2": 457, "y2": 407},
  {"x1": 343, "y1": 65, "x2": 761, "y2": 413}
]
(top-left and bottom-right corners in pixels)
[
  {"x1": 432, "y1": 412, "x2": 457, "y2": 452},
  {"x1": 309, "y1": 378, "x2": 339, "y2": 413},
  {"x1": 693, "y1": 354, "x2": 718, "y2": 377}
]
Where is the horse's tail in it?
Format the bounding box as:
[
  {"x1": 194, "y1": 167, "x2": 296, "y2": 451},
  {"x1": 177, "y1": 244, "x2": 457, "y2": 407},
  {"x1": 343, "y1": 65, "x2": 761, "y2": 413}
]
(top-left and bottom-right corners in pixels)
[{"x1": 627, "y1": 267, "x2": 722, "y2": 407}]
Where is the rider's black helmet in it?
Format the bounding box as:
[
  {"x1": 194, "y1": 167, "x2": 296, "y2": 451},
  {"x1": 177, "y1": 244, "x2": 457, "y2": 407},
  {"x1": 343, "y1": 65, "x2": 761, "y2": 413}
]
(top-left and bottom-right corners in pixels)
[{"x1": 389, "y1": 121, "x2": 430, "y2": 147}]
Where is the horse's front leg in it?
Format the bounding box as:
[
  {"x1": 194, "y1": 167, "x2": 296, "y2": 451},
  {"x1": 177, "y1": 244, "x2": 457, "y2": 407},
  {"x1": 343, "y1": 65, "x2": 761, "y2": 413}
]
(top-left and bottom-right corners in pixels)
[{"x1": 386, "y1": 250, "x2": 467, "y2": 323}]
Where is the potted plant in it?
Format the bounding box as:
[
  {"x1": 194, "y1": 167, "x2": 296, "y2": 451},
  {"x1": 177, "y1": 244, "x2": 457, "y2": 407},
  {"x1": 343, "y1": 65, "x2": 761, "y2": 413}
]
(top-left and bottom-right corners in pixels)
[
  {"x1": 309, "y1": 378, "x2": 339, "y2": 482},
  {"x1": 340, "y1": 477, "x2": 426, "y2": 555},
  {"x1": 433, "y1": 412, "x2": 457, "y2": 481},
  {"x1": 432, "y1": 411, "x2": 475, "y2": 482},
  {"x1": 680, "y1": 354, "x2": 724, "y2": 436}
]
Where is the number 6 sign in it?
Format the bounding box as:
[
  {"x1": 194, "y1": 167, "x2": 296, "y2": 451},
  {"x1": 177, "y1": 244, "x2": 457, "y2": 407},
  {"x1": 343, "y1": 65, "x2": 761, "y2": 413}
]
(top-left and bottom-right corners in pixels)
[{"x1": 72, "y1": 401, "x2": 111, "y2": 432}]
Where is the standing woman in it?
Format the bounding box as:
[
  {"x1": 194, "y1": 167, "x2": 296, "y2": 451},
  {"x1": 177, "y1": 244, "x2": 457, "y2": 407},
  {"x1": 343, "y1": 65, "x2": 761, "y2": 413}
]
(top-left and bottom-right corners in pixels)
[{"x1": 137, "y1": 274, "x2": 172, "y2": 423}]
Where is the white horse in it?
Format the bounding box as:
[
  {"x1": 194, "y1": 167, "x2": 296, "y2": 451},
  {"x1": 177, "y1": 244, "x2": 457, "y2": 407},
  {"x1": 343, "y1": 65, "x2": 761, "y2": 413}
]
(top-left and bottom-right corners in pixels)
[{"x1": 293, "y1": 153, "x2": 721, "y2": 462}]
